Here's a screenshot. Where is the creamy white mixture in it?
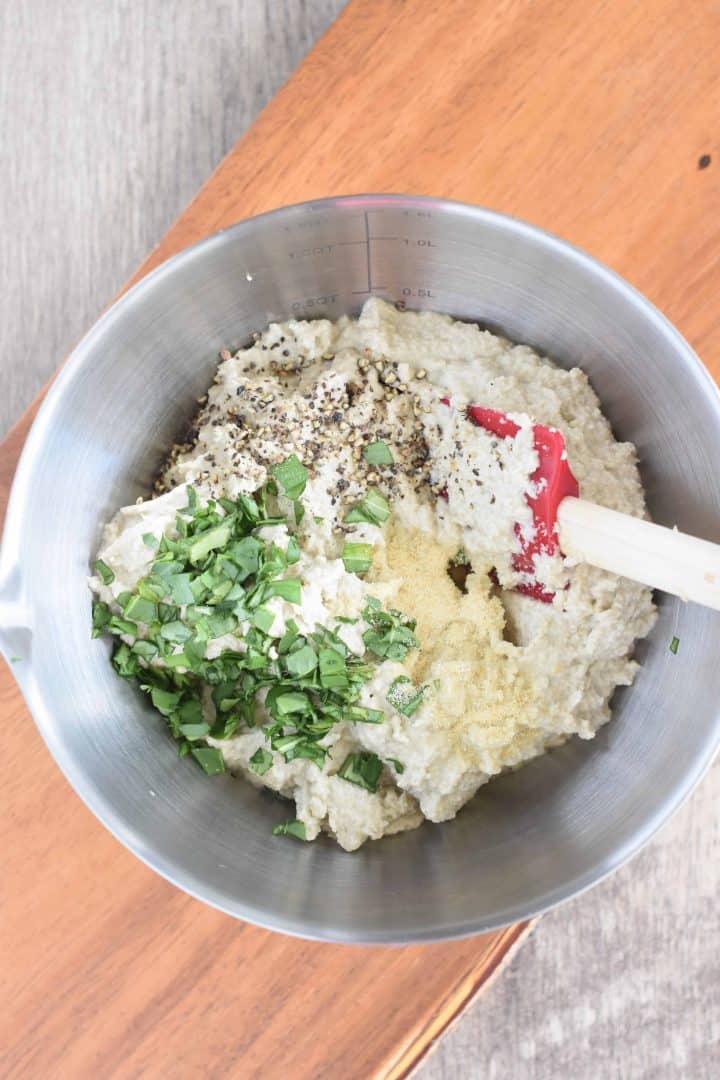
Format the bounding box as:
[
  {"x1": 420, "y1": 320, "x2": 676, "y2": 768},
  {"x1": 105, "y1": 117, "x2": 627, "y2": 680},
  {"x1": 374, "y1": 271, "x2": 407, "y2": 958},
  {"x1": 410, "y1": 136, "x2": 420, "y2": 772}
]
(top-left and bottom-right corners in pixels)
[{"x1": 92, "y1": 298, "x2": 656, "y2": 850}]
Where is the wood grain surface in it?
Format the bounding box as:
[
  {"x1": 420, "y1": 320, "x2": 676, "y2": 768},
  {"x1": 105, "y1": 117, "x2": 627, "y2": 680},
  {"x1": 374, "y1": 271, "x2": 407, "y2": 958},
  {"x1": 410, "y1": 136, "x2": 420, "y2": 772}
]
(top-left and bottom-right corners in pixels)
[{"x1": 2, "y1": 1, "x2": 720, "y2": 1077}]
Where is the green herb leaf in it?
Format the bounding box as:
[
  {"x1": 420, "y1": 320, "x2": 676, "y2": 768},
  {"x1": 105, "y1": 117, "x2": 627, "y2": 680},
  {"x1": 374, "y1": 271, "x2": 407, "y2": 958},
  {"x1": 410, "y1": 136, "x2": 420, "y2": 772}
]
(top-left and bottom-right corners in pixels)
[
  {"x1": 91, "y1": 599, "x2": 112, "y2": 638},
  {"x1": 249, "y1": 747, "x2": 274, "y2": 776},
  {"x1": 112, "y1": 642, "x2": 138, "y2": 678},
  {"x1": 164, "y1": 573, "x2": 195, "y2": 604},
  {"x1": 158, "y1": 602, "x2": 180, "y2": 624},
  {"x1": 159, "y1": 620, "x2": 194, "y2": 644},
  {"x1": 142, "y1": 532, "x2": 159, "y2": 549},
  {"x1": 345, "y1": 487, "x2": 391, "y2": 526},
  {"x1": 94, "y1": 559, "x2": 115, "y2": 585},
  {"x1": 670, "y1": 635, "x2": 680, "y2": 655},
  {"x1": 362, "y1": 601, "x2": 419, "y2": 661},
  {"x1": 227, "y1": 536, "x2": 261, "y2": 580},
  {"x1": 180, "y1": 484, "x2": 200, "y2": 515},
  {"x1": 271, "y1": 454, "x2": 308, "y2": 501},
  {"x1": 346, "y1": 705, "x2": 384, "y2": 724},
  {"x1": 286, "y1": 536, "x2": 300, "y2": 564},
  {"x1": 191, "y1": 746, "x2": 226, "y2": 775},
  {"x1": 252, "y1": 607, "x2": 275, "y2": 634},
  {"x1": 272, "y1": 819, "x2": 307, "y2": 840},
  {"x1": 387, "y1": 675, "x2": 427, "y2": 717},
  {"x1": 95, "y1": 477, "x2": 426, "y2": 806},
  {"x1": 123, "y1": 595, "x2": 158, "y2": 624},
  {"x1": 265, "y1": 578, "x2": 302, "y2": 604},
  {"x1": 150, "y1": 687, "x2": 182, "y2": 715},
  {"x1": 188, "y1": 522, "x2": 232, "y2": 565},
  {"x1": 236, "y1": 492, "x2": 261, "y2": 524},
  {"x1": 179, "y1": 722, "x2": 211, "y2": 740},
  {"x1": 363, "y1": 440, "x2": 394, "y2": 466},
  {"x1": 131, "y1": 639, "x2": 158, "y2": 661},
  {"x1": 286, "y1": 740, "x2": 327, "y2": 766},
  {"x1": 285, "y1": 644, "x2": 318, "y2": 678},
  {"x1": 387, "y1": 757, "x2": 405, "y2": 774},
  {"x1": 178, "y1": 698, "x2": 204, "y2": 725},
  {"x1": 205, "y1": 612, "x2": 238, "y2": 638},
  {"x1": 318, "y1": 647, "x2": 348, "y2": 689},
  {"x1": 338, "y1": 751, "x2": 384, "y2": 793},
  {"x1": 108, "y1": 615, "x2": 138, "y2": 638},
  {"x1": 274, "y1": 691, "x2": 310, "y2": 716},
  {"x1": 152, "y1": 559, "x2": 184, "y2": 579},
  {"x1": 136, "y1": 576, "x2": 167, "y2": 602},
  {"x1": 342, "y1": 541, "x2": 373, "y2": 574}
]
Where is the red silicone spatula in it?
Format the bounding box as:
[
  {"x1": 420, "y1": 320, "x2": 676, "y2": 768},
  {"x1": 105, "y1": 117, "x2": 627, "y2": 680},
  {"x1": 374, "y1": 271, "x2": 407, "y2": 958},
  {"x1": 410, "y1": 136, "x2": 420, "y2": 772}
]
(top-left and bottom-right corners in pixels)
[{"x1": 465, "y1": 404, "x2": 720, "y2": 611}]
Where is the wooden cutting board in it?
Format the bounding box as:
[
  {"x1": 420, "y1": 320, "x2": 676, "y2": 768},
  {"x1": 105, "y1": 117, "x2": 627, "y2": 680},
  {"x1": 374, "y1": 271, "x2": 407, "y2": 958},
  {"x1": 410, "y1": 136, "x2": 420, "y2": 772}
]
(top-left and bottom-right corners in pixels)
[{"x1": 2, "y1": 1, "x2": 720, "y2": 1076}]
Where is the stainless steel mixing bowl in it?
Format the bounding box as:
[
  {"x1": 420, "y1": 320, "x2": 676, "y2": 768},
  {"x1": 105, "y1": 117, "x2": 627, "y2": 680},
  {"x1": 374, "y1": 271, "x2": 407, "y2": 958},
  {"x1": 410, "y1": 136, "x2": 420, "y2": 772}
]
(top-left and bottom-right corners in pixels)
[{"x1": 2, "y1": 195, "x2": 720, "y2": 943}]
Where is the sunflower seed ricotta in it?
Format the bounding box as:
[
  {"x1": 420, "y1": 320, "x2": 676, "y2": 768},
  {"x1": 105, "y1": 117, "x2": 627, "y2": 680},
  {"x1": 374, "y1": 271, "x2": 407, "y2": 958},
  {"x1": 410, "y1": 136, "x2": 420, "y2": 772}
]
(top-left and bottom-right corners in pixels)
[{"x1": 91, "y1": 298, "x2": 656, "y2": 850}]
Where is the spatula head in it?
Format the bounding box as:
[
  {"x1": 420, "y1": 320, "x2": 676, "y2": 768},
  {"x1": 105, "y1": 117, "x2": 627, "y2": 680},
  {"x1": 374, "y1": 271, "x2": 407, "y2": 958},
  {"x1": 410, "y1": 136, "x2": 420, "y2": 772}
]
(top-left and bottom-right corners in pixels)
[{"x1": 467, "y1": 405, "x2": 579, "y2": 601}]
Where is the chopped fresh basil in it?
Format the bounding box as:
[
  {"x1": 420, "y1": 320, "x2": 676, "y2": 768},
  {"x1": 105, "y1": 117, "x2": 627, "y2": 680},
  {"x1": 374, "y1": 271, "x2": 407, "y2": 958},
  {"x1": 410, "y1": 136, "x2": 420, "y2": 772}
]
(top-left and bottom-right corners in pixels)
[
  {"x1": 346, "y1": 705, "x2": 384, "y2": 724},
  {"x1": 387, "y1": 675, "x2": 427, "y2": 717},
  {"x1": 123, "y1": 595, "x2": 158, "y2": 624},
  {"x1": 286, "y1": 536, "x2": 300, "y2": 564},
  {"x1": 112, "y1": 643, "x2": 138, "y2": 678},
  {"x1": 252, "y1": 607, "x2": 275, "y2": 634},
  {"x1": 180, "y1": 484, "x2": 200, "y2": 515},
  {"x1": 179, "y1": 722, "x2": 211, "y2": 740},
  {"x1": 94, "y1": 559, "x2": 115, "y2": 585},
  {"x1": 345, "y1": 487, "x2": 391, "y2": 526},
  {"x1": 265, "y1": 578, "x2": 302, "y2": 604},
  {"x1": 228, "y1": 536, "x2": 262, "y2": 580},
  {"x1": 271, "y1": 454, "x2": 308, "y2": 501},
  {"x1": 165, "y1": 573, "x2": 195, "y2": 604},
  {"x1": 93, "y1": 473, "x2": 426, "y2": 829},
  {"x1": 189, "y1": 522, "x2": 232, "y2": 565},
  {"x1": 159, "y1": 620, "x2": 194, "y2": 644},
  {"x1": 387, "y1": 758, "x2": 405, "y2": 774},
  {"x1": 363, "y1": 440, "x2": 394, "y2": 466},
  {"x1": 246, "y1": 746, "x2": 272, "y2": 776},
  {"x1": 108, "y1": 614, "x2": 137, "y2": 638},
  {"x1": 670, "y1": 635, "x2": 680, "y2": 655},
  {"x1": 285, "y1": 644, "x2": 318, "y2": 678},
  {"x1": 150, "y1": 686, "x2": 182, "y2": 714},
  {"x1": 338, "y1": 751, "x2": 384, "y2": 793},
  {"x1": 131, "y1": 639, "x2": 158, "y2": 661},
  {"x1": 142, "y1": 532, "x2": 159, "y2": 549},
  {"x1": 273, "y1": 691, "x2": 310, "y2": 716},
  {"x1": 191, "y1": 746, "x2": 226, "y2": 774},
  {"x1": 342, "y1": 541, "x2": 373, "y2": 574},
  {"x1": 318, "y1": 647, "x2": 348, "y2": 689},
  {"x1": 91, "y1": 599, "x2": 112, "y2": 638},
  {"x1": 362, "y1": 601, "x2": 418, "y2": 661},
  {"x1": 272, "y1": 819, "x2": 307, "y2": 840}
]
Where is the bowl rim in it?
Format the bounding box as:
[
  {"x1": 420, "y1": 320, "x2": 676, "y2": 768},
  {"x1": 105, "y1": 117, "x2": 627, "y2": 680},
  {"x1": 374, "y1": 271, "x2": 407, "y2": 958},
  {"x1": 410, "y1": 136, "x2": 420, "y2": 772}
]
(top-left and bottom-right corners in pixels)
[{"x1": 2, "y1": 193, "x2": 720, "y2": 943}]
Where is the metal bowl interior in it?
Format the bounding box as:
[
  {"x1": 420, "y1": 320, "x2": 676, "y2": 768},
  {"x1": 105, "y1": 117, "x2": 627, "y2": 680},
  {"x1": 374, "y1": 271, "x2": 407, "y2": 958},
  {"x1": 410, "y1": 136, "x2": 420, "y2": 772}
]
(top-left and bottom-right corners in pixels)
[{"x1": 2, "y1": 195, "x2": 720, "y2": 943}]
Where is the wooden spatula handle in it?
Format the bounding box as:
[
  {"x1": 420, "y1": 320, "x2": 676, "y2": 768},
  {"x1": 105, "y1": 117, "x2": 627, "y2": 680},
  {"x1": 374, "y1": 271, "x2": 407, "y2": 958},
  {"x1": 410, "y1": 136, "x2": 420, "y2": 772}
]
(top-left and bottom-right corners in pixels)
[{"x1": 557, "y1": 497, "x2": 720, "y2": 611}]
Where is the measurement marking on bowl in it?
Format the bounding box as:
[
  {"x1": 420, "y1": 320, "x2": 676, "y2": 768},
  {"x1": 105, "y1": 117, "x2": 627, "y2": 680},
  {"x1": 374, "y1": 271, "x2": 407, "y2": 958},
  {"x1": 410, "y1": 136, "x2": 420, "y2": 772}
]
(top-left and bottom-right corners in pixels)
[{"x1": 281, "y1": 211, "x2": 442, "y2": 300}]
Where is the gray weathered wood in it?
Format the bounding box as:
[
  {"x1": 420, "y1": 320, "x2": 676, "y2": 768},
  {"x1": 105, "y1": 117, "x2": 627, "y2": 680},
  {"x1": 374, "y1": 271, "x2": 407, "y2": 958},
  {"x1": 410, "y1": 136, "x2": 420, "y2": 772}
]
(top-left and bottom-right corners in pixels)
[
  {"x1": 419, "y1": 768, "x2": 719, "y2": 1080},
  {"x1": 1, "y1": 4, "x2": 718, "y2": 1079},
  {"x1": 0, "y1": 0, "x2": 344, "y2": 435}
]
